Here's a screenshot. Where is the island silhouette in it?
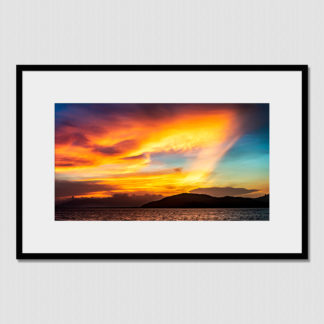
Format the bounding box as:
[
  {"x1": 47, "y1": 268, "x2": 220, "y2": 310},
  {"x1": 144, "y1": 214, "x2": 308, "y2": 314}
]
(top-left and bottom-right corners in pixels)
[
  {"x1": 141, "y1": 193, "x2": 269, "y2": 208},
  {"x1": 56, "y1": 193, "x2": 269, "y2": 209}
]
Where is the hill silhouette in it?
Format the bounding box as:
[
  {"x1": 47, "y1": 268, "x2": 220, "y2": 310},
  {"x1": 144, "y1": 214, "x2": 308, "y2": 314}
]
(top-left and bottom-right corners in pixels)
[{"x1": 141, "y1": 193, "x2": 269, "y2": 208}]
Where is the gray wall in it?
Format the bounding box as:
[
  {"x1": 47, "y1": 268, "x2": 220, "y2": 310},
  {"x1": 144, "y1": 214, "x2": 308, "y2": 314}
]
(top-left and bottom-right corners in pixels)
[{"x1": 0, "y1": 1, "x2": 322, "y2": 323}]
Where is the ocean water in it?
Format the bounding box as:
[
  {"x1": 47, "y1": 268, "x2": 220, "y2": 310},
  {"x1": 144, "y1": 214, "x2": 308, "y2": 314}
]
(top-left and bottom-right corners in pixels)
[{"x1": 55, "y1": 207, "x2": 269, "y2": 221}]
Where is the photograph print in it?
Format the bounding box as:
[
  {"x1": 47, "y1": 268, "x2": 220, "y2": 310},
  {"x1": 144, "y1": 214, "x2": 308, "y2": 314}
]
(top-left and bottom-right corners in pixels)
[
  {"x1": 55, "y1": 103, "x2": 269, "y2": 221},
  {"x1": 17, "y1": 65, "x2": 308, "y2": 258}
]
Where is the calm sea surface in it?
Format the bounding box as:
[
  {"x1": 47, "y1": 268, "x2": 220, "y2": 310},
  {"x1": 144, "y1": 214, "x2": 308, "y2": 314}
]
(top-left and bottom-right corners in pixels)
[{"x1": 55, "y1": 208, "x2": 269, "y2": 221}]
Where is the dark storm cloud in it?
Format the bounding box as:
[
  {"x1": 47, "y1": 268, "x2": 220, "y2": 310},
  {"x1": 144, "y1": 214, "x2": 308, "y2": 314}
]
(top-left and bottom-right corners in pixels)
[
  {"x1": 122, "y1": 153, "x2": 147, "y2": 160},
  {"x1": 92, "y1": 193, "x2": 164, "y2": 207},
  {"x1": 55, "y1": 132, "x2": 90, "y2": 146},
  {"x1": 234, "y1": 103, "x2": 269, "y2": 134},
  {"x1": 93, "y1": 139, "x2": 139, "y2": 156},
  {"x1": 190, "y1": 187, "x2": 259, "y2": 197},
  {"x1": 55, "y1": 157, "x2": 93, "y2": 167},
  {"x1": 55, "y1": 180, "x2": 115, "y2": 197}
]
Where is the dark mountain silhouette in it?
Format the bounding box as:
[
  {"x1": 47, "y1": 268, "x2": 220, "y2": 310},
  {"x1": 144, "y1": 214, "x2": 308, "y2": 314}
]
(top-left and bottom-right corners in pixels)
[
  {"x1": 141, "y1": 193, "x2": 269, "y2": 208},
  {"x1": 56, "y1": 193, "x2": 269, "y2": 208}
]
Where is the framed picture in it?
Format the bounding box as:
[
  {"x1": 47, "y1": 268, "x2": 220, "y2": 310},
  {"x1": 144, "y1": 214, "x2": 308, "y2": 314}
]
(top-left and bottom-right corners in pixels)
[{"x1": 17, "y1": 65, "x2": 308, "y2": 259}]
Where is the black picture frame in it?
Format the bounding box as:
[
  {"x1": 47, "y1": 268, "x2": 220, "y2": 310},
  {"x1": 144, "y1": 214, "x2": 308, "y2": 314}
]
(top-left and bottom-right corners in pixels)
[{"x1": 16, "y1": 65, "x2": 308, "y2": 260}]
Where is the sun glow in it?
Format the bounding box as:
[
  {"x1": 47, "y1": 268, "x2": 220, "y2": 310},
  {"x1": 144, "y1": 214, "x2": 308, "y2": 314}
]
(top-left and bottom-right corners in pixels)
[{"x1": 55, "y1": 104, "x2": 269, "y2": 199}]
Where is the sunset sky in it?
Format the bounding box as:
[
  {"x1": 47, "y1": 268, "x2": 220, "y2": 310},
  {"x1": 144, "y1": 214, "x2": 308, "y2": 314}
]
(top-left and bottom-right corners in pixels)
[{"x1": 55, "y1": 104, "x2": 269, "y2": 202}]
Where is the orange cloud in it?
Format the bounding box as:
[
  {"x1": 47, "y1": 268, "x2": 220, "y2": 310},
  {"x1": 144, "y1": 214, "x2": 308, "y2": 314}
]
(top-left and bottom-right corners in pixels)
[{"x1": 55, "y1": 104, "x2": 255, "y2": 197}]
